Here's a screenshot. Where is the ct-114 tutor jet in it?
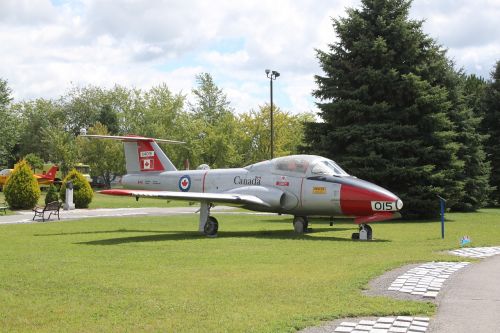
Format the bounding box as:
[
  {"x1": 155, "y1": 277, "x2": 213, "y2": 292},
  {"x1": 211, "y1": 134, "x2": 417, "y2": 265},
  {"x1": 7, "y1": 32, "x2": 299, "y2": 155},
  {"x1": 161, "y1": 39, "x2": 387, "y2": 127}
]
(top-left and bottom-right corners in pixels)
[{"x1": 84, "y1": 135, "x2": 403, "y2": 239}]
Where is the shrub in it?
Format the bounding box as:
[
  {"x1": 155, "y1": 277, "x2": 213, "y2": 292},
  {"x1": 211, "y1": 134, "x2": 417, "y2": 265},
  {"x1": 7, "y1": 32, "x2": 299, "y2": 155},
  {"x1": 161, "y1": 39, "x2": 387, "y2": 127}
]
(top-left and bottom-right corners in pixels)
[
  {"x1": 45, "y1": 184, "x2": 59, "y2": 205},
  {"x1": 4, "y1": 159, "x2": 41, "y2": 209},
  {"x1": 60, "y1": 169, "x2": 93, "y2": 208}
]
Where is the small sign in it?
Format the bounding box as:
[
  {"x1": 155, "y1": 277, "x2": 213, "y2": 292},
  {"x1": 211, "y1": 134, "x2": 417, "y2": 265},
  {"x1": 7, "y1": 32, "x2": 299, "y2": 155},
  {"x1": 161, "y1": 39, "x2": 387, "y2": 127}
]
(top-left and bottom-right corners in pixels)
[
  {"x1": 140, "y1": 151, "x2": 155, "y2": 157},
  {"x1": 312, "y1": 186, "x2": 326, "y2": 194}
]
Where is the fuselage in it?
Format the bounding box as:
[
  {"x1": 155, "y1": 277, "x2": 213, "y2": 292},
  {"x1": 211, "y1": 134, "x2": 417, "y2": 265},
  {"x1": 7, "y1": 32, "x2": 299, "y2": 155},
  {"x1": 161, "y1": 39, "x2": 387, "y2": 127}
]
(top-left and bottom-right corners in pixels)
[{"x1": 121, "y1": 155, "x2": 402, "y2": 218}]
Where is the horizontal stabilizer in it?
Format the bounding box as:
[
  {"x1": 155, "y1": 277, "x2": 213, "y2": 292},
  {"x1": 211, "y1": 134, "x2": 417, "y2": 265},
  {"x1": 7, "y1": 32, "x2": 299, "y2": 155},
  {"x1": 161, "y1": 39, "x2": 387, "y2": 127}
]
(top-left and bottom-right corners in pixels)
[{"x1": 81, "y1": 134, "x2": 185, "y2": 144}]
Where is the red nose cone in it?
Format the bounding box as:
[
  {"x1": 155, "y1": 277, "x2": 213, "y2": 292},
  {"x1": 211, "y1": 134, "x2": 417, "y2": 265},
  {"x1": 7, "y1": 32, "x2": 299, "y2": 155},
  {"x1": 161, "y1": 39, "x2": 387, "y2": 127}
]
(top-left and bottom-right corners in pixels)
[{"x1": 340, "y1": 182, "x2": 399, "y2": 216}]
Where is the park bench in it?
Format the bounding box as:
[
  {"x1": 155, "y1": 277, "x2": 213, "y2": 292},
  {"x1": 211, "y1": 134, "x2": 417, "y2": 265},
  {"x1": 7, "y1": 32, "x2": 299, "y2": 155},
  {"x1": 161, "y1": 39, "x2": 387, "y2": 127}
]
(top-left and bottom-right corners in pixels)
[
  {"x1": 0, "y1": 201, "x2": 8, "y2": 215},
  {"x1": 32, "y1": 201, "x2": 62, "y2": 222}
]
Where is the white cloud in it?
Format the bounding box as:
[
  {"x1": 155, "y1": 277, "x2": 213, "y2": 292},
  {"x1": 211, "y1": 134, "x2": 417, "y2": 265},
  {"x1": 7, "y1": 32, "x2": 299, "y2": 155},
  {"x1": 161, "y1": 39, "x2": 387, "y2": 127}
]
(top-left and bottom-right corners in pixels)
[{"x1": 0, "y1": 0, "x2": 499, "y2": 114}]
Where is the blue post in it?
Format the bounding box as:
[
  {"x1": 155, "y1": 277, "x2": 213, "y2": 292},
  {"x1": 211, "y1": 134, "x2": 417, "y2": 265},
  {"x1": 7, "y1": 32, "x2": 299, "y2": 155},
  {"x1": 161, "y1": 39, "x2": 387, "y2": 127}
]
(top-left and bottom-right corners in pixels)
[{"x1": 438, "y1": 196, "x2": 446, "y2": 239}]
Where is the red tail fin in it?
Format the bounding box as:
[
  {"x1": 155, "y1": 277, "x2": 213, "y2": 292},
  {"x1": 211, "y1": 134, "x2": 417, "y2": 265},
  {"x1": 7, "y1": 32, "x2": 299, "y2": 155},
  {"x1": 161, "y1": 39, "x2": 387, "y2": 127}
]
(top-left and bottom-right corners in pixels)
[{"x1": 44, "y1": 165, "x2": 58, "y2": 180}]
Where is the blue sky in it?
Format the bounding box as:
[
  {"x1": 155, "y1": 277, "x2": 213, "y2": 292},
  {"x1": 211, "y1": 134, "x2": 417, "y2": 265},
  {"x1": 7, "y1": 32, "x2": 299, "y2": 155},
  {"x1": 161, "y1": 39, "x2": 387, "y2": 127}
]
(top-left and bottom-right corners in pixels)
[{"x1": 1, "y1": 0, "x2": 499, "y2": 115}]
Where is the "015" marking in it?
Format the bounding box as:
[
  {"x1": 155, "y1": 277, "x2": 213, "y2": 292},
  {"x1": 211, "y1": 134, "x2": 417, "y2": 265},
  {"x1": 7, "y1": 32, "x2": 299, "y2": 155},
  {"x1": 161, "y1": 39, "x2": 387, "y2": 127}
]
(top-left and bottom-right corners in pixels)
[{"x1": 371, "y1": 201, "x2": 397, "y2": 211}]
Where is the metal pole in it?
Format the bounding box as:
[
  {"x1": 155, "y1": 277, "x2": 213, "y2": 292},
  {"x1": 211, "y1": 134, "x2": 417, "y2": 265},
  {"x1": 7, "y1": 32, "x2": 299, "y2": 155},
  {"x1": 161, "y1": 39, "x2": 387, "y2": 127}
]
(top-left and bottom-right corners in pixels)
[
  {"x1": 270, "y1": 77, "x2": 274, "y2": 160},
  {"x1": 438, "y1": 196, "x2": 446, "y2": 239}
]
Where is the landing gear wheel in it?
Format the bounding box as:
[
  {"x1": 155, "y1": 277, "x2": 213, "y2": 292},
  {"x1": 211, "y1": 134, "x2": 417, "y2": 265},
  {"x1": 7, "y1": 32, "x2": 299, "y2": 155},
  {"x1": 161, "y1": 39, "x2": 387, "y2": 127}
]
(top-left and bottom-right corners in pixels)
[
  {"x1": 359, "y1": 224, "x2": 373, "y2": 240},
  {"x1": 204, "y1": 216, "x2": 219, "y2": 236},
  {"x1": 293, "y1": 216, "x2": 308, "y2": 234}
]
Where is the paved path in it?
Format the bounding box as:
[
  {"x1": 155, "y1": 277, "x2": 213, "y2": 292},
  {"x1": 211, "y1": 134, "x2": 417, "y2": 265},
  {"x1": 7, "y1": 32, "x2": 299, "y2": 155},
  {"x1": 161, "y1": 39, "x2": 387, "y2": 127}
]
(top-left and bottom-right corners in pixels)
[
  {"x1": 429, "y1": 254, "x2": 500, "y2": 333},
  {"x1": 0, "y1": 206, "x2": 274, "y2": 225}
]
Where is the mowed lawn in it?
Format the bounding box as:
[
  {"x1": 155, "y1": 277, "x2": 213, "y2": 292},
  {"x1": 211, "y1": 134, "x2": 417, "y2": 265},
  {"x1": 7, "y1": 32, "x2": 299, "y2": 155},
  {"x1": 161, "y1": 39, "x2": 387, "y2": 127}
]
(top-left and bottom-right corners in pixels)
[{"x1": 1, "y1": 210, "x2": 500, "y2": 332}]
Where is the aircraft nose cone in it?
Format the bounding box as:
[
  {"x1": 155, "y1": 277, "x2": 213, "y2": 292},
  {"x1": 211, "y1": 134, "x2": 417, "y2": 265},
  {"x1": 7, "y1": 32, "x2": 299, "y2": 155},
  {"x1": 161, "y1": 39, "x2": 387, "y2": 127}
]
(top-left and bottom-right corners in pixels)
[
  {"x1": 339, "y1": 177, "x2": 402, "y2": 216},
  {"x1": 396, "y1": 198, "x2": 404, "y2": 210}
]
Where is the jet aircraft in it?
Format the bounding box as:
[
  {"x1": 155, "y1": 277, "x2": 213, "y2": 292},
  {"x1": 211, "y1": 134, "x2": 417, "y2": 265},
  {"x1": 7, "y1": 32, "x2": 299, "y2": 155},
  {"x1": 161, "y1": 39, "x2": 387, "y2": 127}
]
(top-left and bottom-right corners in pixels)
[{"x1": 84, "y1": 135, "x2": 403, "y2": 239}]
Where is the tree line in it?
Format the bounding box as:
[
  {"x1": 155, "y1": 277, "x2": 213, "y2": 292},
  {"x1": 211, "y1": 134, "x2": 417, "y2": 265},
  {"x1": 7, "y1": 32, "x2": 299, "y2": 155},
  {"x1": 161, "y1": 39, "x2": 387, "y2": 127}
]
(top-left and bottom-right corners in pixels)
[{"x1": 0, "y1": 73, "x2": 313, "y2": 188}]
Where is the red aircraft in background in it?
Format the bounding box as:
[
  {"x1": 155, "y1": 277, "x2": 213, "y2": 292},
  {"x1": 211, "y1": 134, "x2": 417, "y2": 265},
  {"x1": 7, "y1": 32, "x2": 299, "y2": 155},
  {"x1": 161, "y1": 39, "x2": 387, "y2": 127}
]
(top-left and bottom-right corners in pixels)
[
  {"x1": 0, "y1": 165, "x2": 58, "y2": 189},
  {"x1": 35, "y1": 165, "x2": 58, "y2": 185}
]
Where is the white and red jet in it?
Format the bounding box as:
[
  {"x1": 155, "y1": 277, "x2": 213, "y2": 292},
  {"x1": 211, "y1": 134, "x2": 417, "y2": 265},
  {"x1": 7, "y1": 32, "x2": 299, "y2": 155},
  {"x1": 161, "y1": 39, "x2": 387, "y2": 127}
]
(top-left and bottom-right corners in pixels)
[{"x1": 84, "y1": 135, "x2": 403, "y2": 239}]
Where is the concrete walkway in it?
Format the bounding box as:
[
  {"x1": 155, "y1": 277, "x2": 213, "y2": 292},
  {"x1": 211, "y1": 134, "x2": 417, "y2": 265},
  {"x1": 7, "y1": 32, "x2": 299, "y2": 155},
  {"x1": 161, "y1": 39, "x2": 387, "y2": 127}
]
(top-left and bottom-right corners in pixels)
[
  {"x1": 429, "y1": 254, "x2": 500, "y2": 333},
  {"x1": 0, "y1": 206, "x2": 273, "y2": 225}
]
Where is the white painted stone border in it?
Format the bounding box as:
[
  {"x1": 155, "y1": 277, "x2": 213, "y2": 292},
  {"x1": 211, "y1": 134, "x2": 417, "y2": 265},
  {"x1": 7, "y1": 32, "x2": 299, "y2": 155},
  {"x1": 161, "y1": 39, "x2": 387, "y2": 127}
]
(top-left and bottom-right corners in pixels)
[
  {"x1": 449, "y1": 246, "x2": 500, "y2": 258},
  {"x1": 387, "y1": 262, "x2": 469, "y2": 298},
  {"x1": 333, "y1": 316, "x2": 430, "y2": 332}
]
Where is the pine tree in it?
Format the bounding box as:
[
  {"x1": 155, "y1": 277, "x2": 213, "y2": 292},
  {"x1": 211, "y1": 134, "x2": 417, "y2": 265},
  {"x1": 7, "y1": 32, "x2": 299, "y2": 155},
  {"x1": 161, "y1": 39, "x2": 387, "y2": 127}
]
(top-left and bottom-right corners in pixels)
[
  {"x1": 447, "y1": 73, "x2": 491, "y2": 211},
  {"x1": 482, "y1": 61, "x2": 500, "y2": 205},
  {"x1": 304, "y1": 0, "x2": 465, "y2": 218}
]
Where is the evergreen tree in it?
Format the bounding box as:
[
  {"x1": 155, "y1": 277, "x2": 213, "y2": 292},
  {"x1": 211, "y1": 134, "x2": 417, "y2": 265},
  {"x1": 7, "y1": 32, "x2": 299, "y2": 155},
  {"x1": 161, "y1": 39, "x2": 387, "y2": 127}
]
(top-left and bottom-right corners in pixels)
[
  {"x1": 4, "y1": 159, "x2": 41, "y2": 209},
  {"x1": 45, "y1": 184, "x2": 59, "y2": 205},
  {"x1": 446, "y1": 72, "x2": 491, "y2": 211},
  {"x1": 304, "y1": 0, "x2": 465, "y2": 218},
  {"x1": 482, "y1": 61, "x2": 500, "y2": 204},
  {"x1": 60, "y1": 169, "x2": 93, "y2": 208}
]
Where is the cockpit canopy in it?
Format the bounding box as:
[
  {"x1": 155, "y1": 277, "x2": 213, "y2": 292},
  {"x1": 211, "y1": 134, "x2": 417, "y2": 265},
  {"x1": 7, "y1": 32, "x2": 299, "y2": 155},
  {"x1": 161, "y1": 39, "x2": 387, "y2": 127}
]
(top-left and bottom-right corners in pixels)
[
  {"x1": 269, "y1": 155, "x2": 349, "y2": 177},
  {"x1": 310, "y1": 159, "x2": 349, "y2": 176}
]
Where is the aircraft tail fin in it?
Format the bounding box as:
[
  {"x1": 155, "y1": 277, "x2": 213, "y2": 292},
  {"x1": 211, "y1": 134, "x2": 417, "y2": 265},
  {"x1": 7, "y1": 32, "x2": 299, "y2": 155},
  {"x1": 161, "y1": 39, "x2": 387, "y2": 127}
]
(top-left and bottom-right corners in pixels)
[
  {"x1": 82, "y1": 135, "x2": 184, "y2": 174},
  {"x1": 45, "y1": 165, "x2": 58, "y2": 180}
]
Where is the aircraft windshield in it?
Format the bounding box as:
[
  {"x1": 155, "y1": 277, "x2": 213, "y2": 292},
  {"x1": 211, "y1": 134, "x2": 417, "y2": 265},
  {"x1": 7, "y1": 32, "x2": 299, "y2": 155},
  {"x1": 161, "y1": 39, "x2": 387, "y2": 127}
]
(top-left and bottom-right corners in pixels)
[
  {"x1": 311, "y1": 160, "x2": 349, "y2": 176},
  {"x1": 274, "y1": 157, "x2": 309, "y2": 174}
]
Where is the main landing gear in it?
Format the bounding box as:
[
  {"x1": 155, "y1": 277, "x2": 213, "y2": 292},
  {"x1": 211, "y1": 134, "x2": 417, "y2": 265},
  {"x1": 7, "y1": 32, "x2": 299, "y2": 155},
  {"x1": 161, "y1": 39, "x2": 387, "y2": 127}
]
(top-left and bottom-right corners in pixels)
[
  {"x1": 199, "y1": 202, "x2": 218, "y2": 237},
  {"x1": 352, "y1": 223, "x2": 373, "y2": 240},
  {"x1": 293, "y1": 216, "x2": 310, "y2": 233}
]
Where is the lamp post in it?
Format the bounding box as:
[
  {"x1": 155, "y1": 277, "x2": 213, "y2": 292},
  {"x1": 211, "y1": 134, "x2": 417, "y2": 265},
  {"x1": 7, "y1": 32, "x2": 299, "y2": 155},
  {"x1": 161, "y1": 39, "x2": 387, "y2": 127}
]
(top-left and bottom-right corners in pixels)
[{"x1": 265, "y1": 69, "x2": 280, "y2": 159}]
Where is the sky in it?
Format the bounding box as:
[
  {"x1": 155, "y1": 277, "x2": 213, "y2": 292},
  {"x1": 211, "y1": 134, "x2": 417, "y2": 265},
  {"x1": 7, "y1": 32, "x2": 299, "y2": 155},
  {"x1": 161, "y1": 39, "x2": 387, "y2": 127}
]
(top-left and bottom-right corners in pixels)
[{"x1": 1, "y1": 0, "x2": 499, "y2": 115}]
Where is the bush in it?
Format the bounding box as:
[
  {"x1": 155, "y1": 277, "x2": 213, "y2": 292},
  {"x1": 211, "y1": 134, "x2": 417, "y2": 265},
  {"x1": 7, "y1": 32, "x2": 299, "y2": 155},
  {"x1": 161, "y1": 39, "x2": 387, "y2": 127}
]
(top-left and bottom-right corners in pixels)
[
  {"x1": 60, "y1": 169, "x2": 93, "y2": 208},
  {"x1": 4, "y1": 159, "x2": 41, "y2": 209},
  {"x1": 45, "y1": 184, "x2": 59, "y2": 205}
]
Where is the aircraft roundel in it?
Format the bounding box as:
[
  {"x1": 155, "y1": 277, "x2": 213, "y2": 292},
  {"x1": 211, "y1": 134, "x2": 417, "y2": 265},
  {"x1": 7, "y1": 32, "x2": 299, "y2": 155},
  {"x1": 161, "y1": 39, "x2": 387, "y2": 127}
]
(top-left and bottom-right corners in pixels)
[{"x1": 178, "y1": 175, "x2": 191, "y2": 192}]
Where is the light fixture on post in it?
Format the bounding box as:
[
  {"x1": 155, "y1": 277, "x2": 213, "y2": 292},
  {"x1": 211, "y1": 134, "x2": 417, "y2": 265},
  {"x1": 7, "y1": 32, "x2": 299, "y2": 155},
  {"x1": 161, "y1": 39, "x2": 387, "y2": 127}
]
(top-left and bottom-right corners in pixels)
[{"x1": 265, "y1": 69, "x2": 280, "y2": 159}]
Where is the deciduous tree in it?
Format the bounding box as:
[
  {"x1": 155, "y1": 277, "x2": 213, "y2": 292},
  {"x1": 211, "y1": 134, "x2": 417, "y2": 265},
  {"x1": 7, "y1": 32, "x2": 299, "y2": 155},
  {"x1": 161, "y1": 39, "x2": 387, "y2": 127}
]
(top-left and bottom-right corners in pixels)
[{"x1": 78, "y1": 122, "x2": 126, "y2": 188}]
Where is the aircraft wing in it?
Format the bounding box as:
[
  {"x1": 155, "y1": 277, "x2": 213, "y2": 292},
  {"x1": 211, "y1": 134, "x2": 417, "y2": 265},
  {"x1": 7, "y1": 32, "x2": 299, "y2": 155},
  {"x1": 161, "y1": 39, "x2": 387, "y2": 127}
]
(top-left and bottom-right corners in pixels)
[{"x1": 99, "y1": 189, "x2": 271, "y2": 208}]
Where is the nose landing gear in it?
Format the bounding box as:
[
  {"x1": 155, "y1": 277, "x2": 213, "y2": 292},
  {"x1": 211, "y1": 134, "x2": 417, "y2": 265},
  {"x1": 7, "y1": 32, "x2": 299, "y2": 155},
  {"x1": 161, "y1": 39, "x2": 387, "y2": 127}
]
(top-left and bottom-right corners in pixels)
[{"x1": 351, "y1": 223, "x2": 373, "y2": 241}]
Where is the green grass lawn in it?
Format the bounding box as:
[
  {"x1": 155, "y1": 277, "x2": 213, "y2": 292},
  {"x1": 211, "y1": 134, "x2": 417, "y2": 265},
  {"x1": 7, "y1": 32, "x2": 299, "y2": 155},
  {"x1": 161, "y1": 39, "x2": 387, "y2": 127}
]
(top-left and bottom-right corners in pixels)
[{"x1": 0, "y1": 210, "x2": 500, "y2": 332}]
